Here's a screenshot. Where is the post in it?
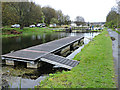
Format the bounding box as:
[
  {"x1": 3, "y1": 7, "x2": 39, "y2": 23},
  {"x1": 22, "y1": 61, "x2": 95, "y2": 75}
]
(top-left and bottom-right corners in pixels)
[
  {"x1": 27, "y1": 62, "x2": 41, "y2": 69},
  {"x1": 6, "y1": 60, "x2": 14, "y2": 66},
  {"x1": 70, "y1": 43, "x2": 73, "y2": 51},
  {"x1": 78, "y1": 40, "x2": 81, "y2": 45}
]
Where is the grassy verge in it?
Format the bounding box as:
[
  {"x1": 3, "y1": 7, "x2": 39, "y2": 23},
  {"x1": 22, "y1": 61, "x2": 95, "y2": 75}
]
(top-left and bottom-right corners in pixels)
[
  {"x1": 35, "y1": 29, "x2": 116, "y2": 88},
  {"x1": 91, "y1": 29, "x2": 103, "y2": 31},
  {"x1": 52, "y1": 29, "x2": 65, "y2": 32},
  {"x1": 1, "y1": 27, "x2": 53, "y2": 38},
  {"x1": 111, "y1": 28, "x2": 120, "y2": 34},
  {"x1": 115, "y1": 30, "x2": 120, "y2": 34}
]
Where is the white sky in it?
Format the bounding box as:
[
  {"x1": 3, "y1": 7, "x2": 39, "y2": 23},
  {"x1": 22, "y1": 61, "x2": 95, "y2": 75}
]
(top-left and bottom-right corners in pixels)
[{"x1": 33, "y1": 0, "x2": 117, "y2": 22}]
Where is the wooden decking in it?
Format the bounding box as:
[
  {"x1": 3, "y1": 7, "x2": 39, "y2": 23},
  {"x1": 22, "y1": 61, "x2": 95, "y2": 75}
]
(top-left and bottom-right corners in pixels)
[
  {"x1": 41, "y1": 53, "x2": 79, "y2": 69},
  {"x1": 2, "y1": 36, "x2": 83, "y2": 69}
]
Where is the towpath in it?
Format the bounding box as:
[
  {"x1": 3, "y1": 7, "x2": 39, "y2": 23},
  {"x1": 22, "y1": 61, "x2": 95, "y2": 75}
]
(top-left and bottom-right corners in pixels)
[{"x1": 107, "y1": 29, "x2": 119, "y2": 88}]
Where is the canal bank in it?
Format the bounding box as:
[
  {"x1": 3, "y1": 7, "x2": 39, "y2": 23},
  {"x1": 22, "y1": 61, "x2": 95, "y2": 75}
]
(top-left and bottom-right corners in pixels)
[
  {"x1": 66, "y1": 32, "x2": 100, "y2": 59},
  {"x1": 36, "y1": 29, "x2": 116, "y2": 88},
  {"x1": 2, "y1": 27, "x2": 54, "y2": 38}
]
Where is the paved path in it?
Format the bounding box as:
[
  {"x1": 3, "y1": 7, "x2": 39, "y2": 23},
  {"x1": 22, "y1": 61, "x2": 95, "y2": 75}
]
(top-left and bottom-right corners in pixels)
[{"x1": 107, "y1": 29, "x2": 119, "y2": 88}]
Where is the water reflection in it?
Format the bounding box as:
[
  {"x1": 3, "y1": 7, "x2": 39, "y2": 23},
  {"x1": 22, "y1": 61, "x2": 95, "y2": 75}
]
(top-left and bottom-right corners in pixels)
[
  {"x1": 69, "y1": 33, "x2": 77, "y2": 36},
  {"x1": 37, "y1": 35, "x2": 41, "y2": 40},
  {"x1": 2, "y1": 32, "x2": 68, "y2": 54},
  {"x1": 7, "y1": 76, "x2": 46, "y2": 88},
  {"x1": 2, "y1": 32, "x2": 86, "y2": 54},
  {"x1": 32, "y1": 35, "x2": 36, "y2": 40},
  {"x1": 16, "y1": 37, "x2": 21, "y2": 43}
]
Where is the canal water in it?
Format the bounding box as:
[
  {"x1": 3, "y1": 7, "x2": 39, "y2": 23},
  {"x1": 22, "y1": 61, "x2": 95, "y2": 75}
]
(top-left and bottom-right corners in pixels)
[
  {"x1": 1, "y1": 32, "x2": 100, "y2": 88},
  {"x1": 67, "y1": 32, "x2": 100, "y2": 59}
]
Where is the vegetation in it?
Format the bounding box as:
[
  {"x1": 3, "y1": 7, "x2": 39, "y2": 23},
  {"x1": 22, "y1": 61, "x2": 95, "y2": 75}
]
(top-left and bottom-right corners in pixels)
[
  {"x1": 106, "y1": 1, "x2": 120, "y2": 28},
  {"x1": 2, "y1": 2, "x2": 71, "y2": 29},
  {"x1": 42, "y1": 6, "x2": 58, "y2": 25},
  {"x1": 115, "y1": 30, "x2": 120, "y2": 34},
  {"x1": 2, "y1": 66, "x2": 35, "y2": 77},
  {"x1": 74, "y1": 16, "x2": 85, "y2": 26},
  {"x1": 35, "y1": 29, "x2": 116, "y2": 88},
  {"x1": 112, "y1": 28, "x2": 120, "y2": 34},
  {"x1": 1, "y1": 27, "x2": 54, "y2": 38},
  {"x1": 50, "y1": 18, "x2": 59, "y2": 24},
  {"x1": 2, "y1": 1, "x2": 43, "y2": 29},
  {"x1": 91, "y1": 29, "x2": 103, "y2": 32}
]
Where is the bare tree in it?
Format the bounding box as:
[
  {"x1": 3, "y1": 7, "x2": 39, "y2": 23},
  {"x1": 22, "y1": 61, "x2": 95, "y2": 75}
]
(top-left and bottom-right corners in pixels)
[
  {"x1": 106, "y1": 5, "x2": 120, "y2": 28},
  {"x1": 56, "y1": 10, "x2": 64, "y2": 25},
  {"x1": 117, "y1": 1, "x2": 120, "y2": 14},
  {"x1": 63, "y1": 15, "x2": 71, "y2": 25},
  {"x1": 42, "y1": 6, "x2": 57, "y2": 25},
  {"x1": 74, "y1": 16, "x2": 85, "y2": 26}
]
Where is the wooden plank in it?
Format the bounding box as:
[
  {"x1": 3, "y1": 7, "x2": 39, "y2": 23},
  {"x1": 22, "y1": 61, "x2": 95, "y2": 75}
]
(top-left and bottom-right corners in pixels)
[
  {"x1": 41, "y1": 58, "x2": 73, "y2": 69},
  {"x1": 41, "y1": 53, "x2": 79, "y2": 69}
]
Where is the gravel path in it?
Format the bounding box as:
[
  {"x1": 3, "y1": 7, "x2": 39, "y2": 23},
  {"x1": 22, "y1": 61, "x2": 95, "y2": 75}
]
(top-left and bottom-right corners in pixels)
[{"x1": 107, "y1": 29, "x2": 119, "y2": 88}]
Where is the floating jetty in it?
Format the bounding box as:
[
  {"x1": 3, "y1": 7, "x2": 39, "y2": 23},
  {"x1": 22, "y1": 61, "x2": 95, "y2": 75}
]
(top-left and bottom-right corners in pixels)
[{"x1": 1, "y1": 36, "x2": 84, "y2": 69}]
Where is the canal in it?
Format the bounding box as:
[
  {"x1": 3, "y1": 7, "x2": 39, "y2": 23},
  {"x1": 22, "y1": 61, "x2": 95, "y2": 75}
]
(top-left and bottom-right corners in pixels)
[{"x1": 1, "y1": 32, "x2": 100, "y2": 88}]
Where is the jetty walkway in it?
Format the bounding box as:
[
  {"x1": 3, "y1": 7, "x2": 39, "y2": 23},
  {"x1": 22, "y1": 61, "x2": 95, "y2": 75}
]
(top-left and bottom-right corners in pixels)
[{"x1": 1, "y1": 36, "x2": 84, "y2": 69}]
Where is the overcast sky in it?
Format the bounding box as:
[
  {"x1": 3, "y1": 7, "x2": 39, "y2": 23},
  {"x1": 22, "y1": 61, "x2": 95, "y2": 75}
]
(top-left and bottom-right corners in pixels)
[{"x1": 33, "y1": 0, "x2": 117, "y2": 22}]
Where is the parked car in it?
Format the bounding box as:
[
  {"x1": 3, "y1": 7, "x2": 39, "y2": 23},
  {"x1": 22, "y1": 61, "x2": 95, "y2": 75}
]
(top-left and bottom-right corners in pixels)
[
  {"x1": 49, "y1": 24, "x2": 56, "y2": 27},
  {"x1": 37, "y1": 23, "x2": 42, "y2": 27},
  {"x1": 41, "y1": 23, "x2": 46, "y2": 27},
  {"x1": 11, "y1": 24, "x2": 20, "y2": 28},
  {"x1": 36, "y1": 23, "x2": 46, "y2": 27},
  {"x1": 29, "y1": 25, "x2": 36, "y2": 28}
]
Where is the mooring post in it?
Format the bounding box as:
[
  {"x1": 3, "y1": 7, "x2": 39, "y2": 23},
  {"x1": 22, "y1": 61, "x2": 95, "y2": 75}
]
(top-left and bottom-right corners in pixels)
[
  {"x1": 78, "y1": 39, "x2": 81, "y2": 45},
  {"x1": 70, "y1": 43, "x2": 73, "y2": 51}
]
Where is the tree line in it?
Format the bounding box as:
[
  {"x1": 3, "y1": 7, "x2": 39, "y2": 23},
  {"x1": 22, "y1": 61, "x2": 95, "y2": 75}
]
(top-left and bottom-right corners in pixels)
[
  {"x1": 106, "y1": 1, "x2": 120, "y2": 28},
  {"x1": 2, "y1": 1, "x2": 71, "y2": 29}
]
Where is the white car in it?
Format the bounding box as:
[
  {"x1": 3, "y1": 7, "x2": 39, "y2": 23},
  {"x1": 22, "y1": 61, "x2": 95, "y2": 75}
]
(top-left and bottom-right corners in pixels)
[
  {"x1": 37, "y1": 23, "x2": 42, "y2": 27},
  {"x1": 37, "y1": 23, "x2": 46, "y2": 27},
  {"x1": 11, "y1": 24, "x2": 20, "y2": 28},
  {"x1": 42, "y1": 23, "x2": 46, "y2": 27},
  {"x1": 29, "y1": 25, "x2": 36, "y2": 28}
]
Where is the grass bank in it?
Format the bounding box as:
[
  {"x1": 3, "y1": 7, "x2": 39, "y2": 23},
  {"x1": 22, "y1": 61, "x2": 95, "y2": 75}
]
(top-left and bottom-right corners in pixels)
[
  {"x1": 111, "y1": 28, "x2": 120, "y2": 34},
  {"x1": 35, "y1": 29, "x2": 116, "y2": 88},
  {"x1": 91, "y1": 29, "x2": 103, "y2": 31},
  {"x1": 2, "y1": 27, "x2": 53, "y2": 38},
  {"x1": 115, "y1": 30, "x2": 120, "y2": 34}
]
